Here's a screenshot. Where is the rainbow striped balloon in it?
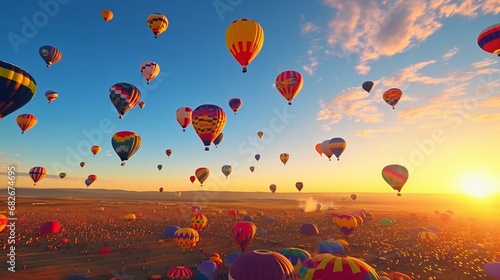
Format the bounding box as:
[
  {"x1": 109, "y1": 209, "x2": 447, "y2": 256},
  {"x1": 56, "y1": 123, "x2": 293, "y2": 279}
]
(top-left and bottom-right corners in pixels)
[{"x1": 298, "y1": 254, "x2": 379, "y2": 280}]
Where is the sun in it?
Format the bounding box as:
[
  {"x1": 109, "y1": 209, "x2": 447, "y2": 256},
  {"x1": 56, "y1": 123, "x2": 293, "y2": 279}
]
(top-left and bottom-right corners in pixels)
[{"x1": 460, "y1": 172, "x2": 494, "y2": 198}]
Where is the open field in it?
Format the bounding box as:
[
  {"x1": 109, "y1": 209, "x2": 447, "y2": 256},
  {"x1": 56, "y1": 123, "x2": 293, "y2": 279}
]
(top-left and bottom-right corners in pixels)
[{"x1": 0, "y1": 189, "x2": 499, "y2": 279}]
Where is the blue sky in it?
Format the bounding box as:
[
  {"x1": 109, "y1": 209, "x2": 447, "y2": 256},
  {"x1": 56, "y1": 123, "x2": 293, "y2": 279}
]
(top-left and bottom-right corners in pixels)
[{"x1": 1, "y1": 0, "x2": 499, "y2": 196}]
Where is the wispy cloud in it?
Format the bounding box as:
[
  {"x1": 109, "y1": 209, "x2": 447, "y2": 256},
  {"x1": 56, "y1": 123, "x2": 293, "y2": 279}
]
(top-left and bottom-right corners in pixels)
[
  {"x1": 441, "y1": 47, "x2": 459, "y2": 60},
  {"x1": 322, "y1": 0, "x2": 500, "y2": 74},
  {"x1": 301, "y1": 22, "x2": 319, "y2": 34},
  {"x1": 471, "y1": 58, "x2": 498, "y2": 69},
  {"x1": 356, "y1": 126, "x2": 404, "y2": 137},
  {"x1": 317, "y1": 87, "x2": 383, "y2": 130}
]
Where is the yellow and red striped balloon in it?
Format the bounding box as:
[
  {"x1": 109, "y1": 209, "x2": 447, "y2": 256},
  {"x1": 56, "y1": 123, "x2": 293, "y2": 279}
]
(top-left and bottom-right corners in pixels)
[
  {"x1": 190, "y1": 213, "x2": 208, "y2": 231},
  {"x1": 225, "y1": 18, "x2": 264, "y2": 73},
  {"x1": 16, "y1": 114, "x2": 37, "y2": 134}
]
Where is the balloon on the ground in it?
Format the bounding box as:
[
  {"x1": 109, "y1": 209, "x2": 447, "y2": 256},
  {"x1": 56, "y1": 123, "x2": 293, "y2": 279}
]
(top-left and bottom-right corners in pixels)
[{"x1": 229, "y1": 250, "x2": 294, "y2": 280}]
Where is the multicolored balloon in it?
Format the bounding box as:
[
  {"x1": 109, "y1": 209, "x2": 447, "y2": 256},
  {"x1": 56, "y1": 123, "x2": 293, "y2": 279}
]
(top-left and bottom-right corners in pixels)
[
  {"x1": 39, "y1": 45, "x2": 62, "y2": 67},
  {"x1": 228, "y1": 98, "x2": 242, "y2": 114},
  {"x1": 329, "y1": 137, "x2": 346, "y2": 161},
  {"x1": 29, "y1": 166, "x2": 47, "y2": 186},
  {"x1": 16, "y1": 114, "x2": 37, "y2": 134},
  {"x1": 167, "y1": 266, "x2": 192, "y2": 279},
  {"x1": 109, "y1": 83, "x2": 141, "y2": 119},
  {"x1": 383, "y1": 88, "x2": 403, "y2": 109},
  {"x1": 195, "y1": 167, "x2": 209, "y2": 186},
  {"x1": 478, "y1": 23, "x2": 500, "y2": 56},
  {"x1": 275, "y1": 70, "x2": 304, "y2": 105},
  {"x1": 111, "y1": 131, "x2": 142, "y2": 166},
  {"x1": 190, "y1": 213, "x2": 208, "y2": 231},
  {"x1": 192, "y1": 104, "x2": 226, "y2": 151},
  {"x1": 173, "y1": 228, "x2": 199, "y2": 249},
  {"x1": 382, "y1": 164, "x2": 409, "y2": 196},
  {"x1": 147, "y1": 13, "x2": 168, "y2": 38},
  {"x1": 176, "y1": 107, "x2": 192, "y2": 131},
  {"x1": 232, "y1": 221, "x2": 257, "y2": 252},
  {"x1": 226, "y1": 18, "x2": 264, "y2": 73},
  {"x1": 0, "y1": 61, "x2": 37, "y2": 120},
  {"x1": 221, "y1": 165, "x2": 232, "y2": 179},
  {"x1": 278, "y1": 248, "x2": 311, "y2": 275},
  {"x1": 298, "y1": 254, "x2": 379, "y2": 280},
  {"x1": 140, "y1": 61, "x2": 160, "y2": 84},
  {"x1": 101, "y1": 10, "x2": 113, "y2": 22},
  {"x1": 334, "y1": 214, "x2": 358, "y2": 239},
  {"x1": 45, "y1": 90, "x2": 58, "y2": 103}
]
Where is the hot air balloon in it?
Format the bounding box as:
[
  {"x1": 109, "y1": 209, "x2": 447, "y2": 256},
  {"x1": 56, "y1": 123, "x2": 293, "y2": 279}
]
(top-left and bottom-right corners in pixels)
[
  {"x1": 226, "y1": 18, "x2": 264, "y2": 73},
  {"x1": 140, "y1": 61, "x2": 160, "y2": 84},
  {"x1": 189, "y1": 175, "x2": 196, "y2": 184},
  {"x1": 221, "y1": 165, "x2": 232, "y2": 179},
  {"x1": 257, "y1": 131, "x2": 264, "y2": 139},
  {"x1": 192, "y1": 104, "x2": 226, "y2": 151},
  {"x1": 138, "y1": 101, "x2": 145, "y2": 109},
  {"x1": 213, "y1": 132, "x2": 224, "y2": 148},
  {"x1": 38, "y1": 221, "x2": 61, "y2": 234},
  {"x1": 39, "y1": 45, "x2": 62, "y2": 67},
  {"x1": 382, "y1": 164, "x2": 409, "y2": 196},
  {"x1": 296, "y1": 182, "x2": 303, "y2": 192},
  {"x1": 383, "y1": 88, "x2": 403, "y2": 109},
  {"x1": 334, "y1": 214, "x2": 358, "y2": 240},
  {"x1": 173, "y1": 228, "x2": 199, "y2": 249},
  {"x1": 299, "y1": 223, "x2": 320, "y2": 236},
  {"x1": 197, "y1": 260, "x2": 218, "y2": 280},
  {"x1": 190, "y1": 213, "x2": 208, "y2": 231},
  {"x1": 29, "y1": 166, "x2": 47, "y2": 185},
  {"x1": 321, "y1": 140, "x2": 334, "y2": 161},
  {"x1": 329, "y1": 137, "x2": 346, "y2": 161},
  {"x1": 157, "y1": 164, "x2": 162, "y2": 171},
  {"x1": 159, "y1": 187, "x2": 163, "y2": 193},
  {"x1": 167, "y1": 266, "x2": 192, "y2": 279},
  {"x1": 90, "y1": 145, "x2": 101, "y2": 156},
  {"x1": 280, "y1": 153, "x2": 289, "y2": 166},
  {"x1": 318, "y1": 240, "x2": 345, "y2": 255},
  {"x1": 147, "y1": 13, "x2": 168, "y2": 38},
  {"x1": 232, "y1": 221, "x2": 257, "y2": 252},
  {"x1": 351, "y1": 194, "x2": 357, "y2": 201},
  {"x1": 176, "y1": 107, "x2": 192, "y2": 131},
  {"x1": 16, "y1": 114, "x2": 37, "y2": 134},
  {"x1": 418, "y1": 231, "x2": 438, "y2": 242},
  {"x1": 166, "y1": 149, "x2": 172, "y2": 157},
  {"x1": 478, "y1": 23, "x2": 500, "y2": 56},
  {"x1": 228, "y1": 98, "x2": 242, "y2": 114},
  {"x1": 362, "y1": 81, "x2": 374, "y2": 93},
  {"x1": 101, "y1": 10, "x2": 113, "y2": 22},
  {"x1": 80, "y1": 162, "x2": 85, "y2": 168},
  {"x1": 87, "y1": 174, "x2": 97, "y2": 185},
  {"x1": 84, "y1": 179, "x2": 92, "y2": 188},
  {"x1": 45, "y1": 90, "x2": 58, "y2": 103},
  {"x1": 269, "y1": 184, "x2": 277, "y2": 194},
  {"x1": 195, "y1": 167, "x2": 209, "y2": 186},
  {"x1": 275, "y1": 70, "x2": 304, "y2": 105},
  {"x1": 109, "y1": 83, "x2": 141, "y2": 119},
  {"x1": 111, "y1": 131, "x2": 142, "y2": 166},
  {"x1": 315, "y1": 143, "x2": 322, "y2": 157},
  {"x1": 249, "y1": 166, "x2": 255, "y2": 173},
  {"x1": 298, "y1": 254, "x2": 379, "y2": 280},
  {"x1": 484, "y1": 262, "x2": 500, "y2": 279},
  {"x1": 278, "y1": 248, "x2": 311, "y2": 275},
  {"x1": 229, "y1": 250, "x2": 295, "y2": 280},
  {"x1": 59, "y1": 172, "x2": 66, "y2": 180},
  {"x1": 0, "y1": 61, "x2": 37, "y2": 120}
]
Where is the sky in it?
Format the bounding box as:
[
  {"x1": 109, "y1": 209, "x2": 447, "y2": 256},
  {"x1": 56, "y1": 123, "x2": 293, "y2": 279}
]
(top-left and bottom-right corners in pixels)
[{"x1": 1, "y1": 0, "x2": 499, "y2": 196}]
